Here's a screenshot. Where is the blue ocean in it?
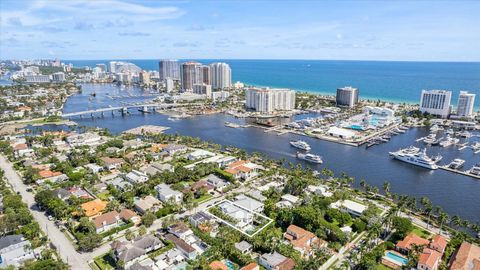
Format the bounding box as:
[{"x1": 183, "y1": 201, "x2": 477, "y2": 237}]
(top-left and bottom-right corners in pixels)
[{"x1": 67, "y1": 59, "x2": 480, "y2": 107}]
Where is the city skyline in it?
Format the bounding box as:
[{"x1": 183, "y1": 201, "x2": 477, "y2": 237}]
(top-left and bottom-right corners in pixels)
[{"x1": 1, "y1": 0, "x2": 480, "y2": 61}]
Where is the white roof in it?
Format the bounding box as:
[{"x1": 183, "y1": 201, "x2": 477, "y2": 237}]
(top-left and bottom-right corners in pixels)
[
  {"x1": 331, "y1": 200, "x2": 367, "y2": 214},
  {"x1": 328, "y1": 126, "x2": 356, "y2": 137},
  {"x1": 281, "y1": 194, "x2": 299, "y2": 204}
]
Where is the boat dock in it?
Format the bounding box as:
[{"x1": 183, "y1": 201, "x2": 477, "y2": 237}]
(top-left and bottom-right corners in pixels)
[{"x1": 439, "y1": 166, "x2": 480, "y2": 180}]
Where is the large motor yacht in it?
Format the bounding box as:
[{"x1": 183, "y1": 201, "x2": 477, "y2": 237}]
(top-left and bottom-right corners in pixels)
[
  {"x1": 389, "y1": 146, "x2": 442, "y2": 169},
  {"x1": 290, "y1": 140, "x2": 311, "y2": 151},
  {"x1": 296, "y1": 152, "x2": 323, "y2": 164}
]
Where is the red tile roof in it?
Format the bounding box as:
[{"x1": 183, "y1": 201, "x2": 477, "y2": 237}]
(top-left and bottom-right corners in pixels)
[
  {"x1": 396, "y1": 233, "x2": 430, "y2": 251},
  {"x1": 448, "y1": 241, "x2": 480, "y2": 270},
  {"x1": 418, "y1": 248, "x2": 441, "y2": 269}
]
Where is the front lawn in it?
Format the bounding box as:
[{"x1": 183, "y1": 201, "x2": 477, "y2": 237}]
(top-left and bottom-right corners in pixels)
[
  {"x1": 93, "y1": 252, "x2": 116, "y2": 270},
  {"x1": 411, "y1": 226, "x2": 431, "y2": 239}
]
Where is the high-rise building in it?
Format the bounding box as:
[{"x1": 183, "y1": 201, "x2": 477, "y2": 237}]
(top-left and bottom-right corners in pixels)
[
  {"x1": 245, "y1": 87, "x2": 296, "y2": 113},
  {"x1": 193, "y1": 83, "x2": 212, "y2": 97},
  {"x1": 139, "y1": 71, "x2": 150, "y2": 85},
  {"x1": 210, "y1": 62, "x2": 232, "y2": 90},
  {"x1": 54, "y1": 58, "x2": 61, "y2": 67},
  {"x1": 166, "y1": 78, "x2": 174, "y2": 92},
  {"x1": 419, "y1": 89, "x2": 452, "y2": 118},
  {"x1": 109, "y1": 61, "x2": 117, "y2": 73},
  {"x1": 159, "y1": 59, "x2": 180, "y2": 81},
  {"x1": 181, "y1": 61, "x2": 202, "y2": 92},
  {"x1": 336, "y1": 86, "x2": 359, "y2": 108},
  {"x1": 96, "y1": 64, "x2": 107, "y2": 72},
  {"x1": 456, "y1": 91, "x2": 476, "y2": 118},
  {"x1": 199, "y1": 65, "x2": 211, "y2": 85},
  {"x1": 51, "y1": 72, "x2": 66, "y2": 82},
  {"x1": 24, "y1": 75, "x2": 50, "y2": 83}
]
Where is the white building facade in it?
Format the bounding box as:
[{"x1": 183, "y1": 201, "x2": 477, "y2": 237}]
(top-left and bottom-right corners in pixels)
[
  {"x1": 245, "y1": 87, "x2": 296, "y2": 113},
  {"x1": 209, "y1": 62, "x2": 232, "y2": 90},
  {"x1": 336, "y1": 86, "x2": 359, "y2": 108},
  {"x1": 419, "y1": 89, "x2": 452, "y2": 118},
  {"x1": 456, "y1": 91, "x2": 475, "y2": 118}
]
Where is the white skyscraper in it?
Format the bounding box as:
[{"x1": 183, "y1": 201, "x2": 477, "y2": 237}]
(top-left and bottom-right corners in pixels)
[
  {"x1": 109, "y1": 61, "x2": 117, "y2": 73},
  {"x1": 336, "y1": 86, "x2": 359, "y2": 108},
  {"x1": 245, "y1": 87, "x2": 296, "y2": 113},
  {"x1": 456, "y1": 91, "x2": 476, "y2": 118},
  {"x1": 209, "y1": 62, "x2": 232, "y2": 90},
  {"x1": 419, "y1": 89, "x2": 452, "y2": 118},
  {"x1": 159, "y1": 59, "x2": 180, "y2": 81}
]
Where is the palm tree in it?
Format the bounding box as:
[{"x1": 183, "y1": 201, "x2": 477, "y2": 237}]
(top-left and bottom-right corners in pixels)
[
  {"x1": 372, "y1": 186, "x2": 379, "y2": 195},
  {"x1": 438, "y1": 212, "x2": 449, "y2": 234},
  {"x1": 451, "y1": 215, "x2": 462, "y2": 228},
  {"x1": 382, "y1": 181, "x2": 391, "y2": 197},
  {"x1": 359, "y1": 179, "x2": 366, "y2": 191}
]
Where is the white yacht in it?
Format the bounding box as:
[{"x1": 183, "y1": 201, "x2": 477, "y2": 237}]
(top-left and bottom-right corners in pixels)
[
  {"x1": 458, "y1": 131, "x2": 471, "y2": 138},
  {"x1": 469, "y1": 163, "x2": 480, "y2": 175},
  {"x1": 448, "y1": 159, "x2": 465, "y2": 169},
  {"x1": 423, "y1": 133, "x2": 437, "y2": 144},
  {"x1": 290, "y1": 140, "x2": 311, "y2": 151},
  {"x1": 297, "y1": 152, "x2": 323, "y2": 164},
  {"x1": 430, "y1": 124, "x2": 443, "y2": 132},
  {"x1": 389, "y1": 146, "x2": 442, "y2": 169},
  {"x1": 446, "y1": 129, "x2": 455, "y2": 135},
  {"x1": 439, "y1": 135, "x2": 459, "y2": 147}
]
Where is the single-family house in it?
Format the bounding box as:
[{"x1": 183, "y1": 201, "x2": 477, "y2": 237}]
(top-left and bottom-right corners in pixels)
[
  {"x1": 111, "y1": 235, "x2": 164, "y2": 269},
  {"x1": 134, "y1": 195, "x2": 162, "y2": 215},
  {"x1": 224, "y1": 160, "x2": 262, "y2": 181},
  {"x1": 258, "y1": 252, "x2": 296, "y2": 270},
  {"x1": 126, "y1": 170, "x2": 149, "y2": 184},
  {"x1": 155, "y1": 184, "x2": 183, "y2": 204},
  {"x1": 163, "y1": 144, "x2": 188, "y2": 156},
  {"x1": 168, "y1": 222, "x2": 194, "y2": 240},
  {"x1": 330, "y1": 200, "x2": 367, "y2": 217},
  {"x1": 234, "y1": 195, "x2": 264, "y2": 213},
  {"x1": 100, "y1": 157, "x2": 125, "y2": 170},
  {"x1": 284, "y1": 225, "x2": 326, "y2": 257},
  {"x1": 0, "y1": 235, "x2": 35, "y2": 268},
  {"x1": 203, "y1": 174, "x2": 230, "y2": 192},
  {"x1": 81, "y1": 199, "x2": 107, "y2": 218},
  {"x1": 85, "y1": 163, "x2": 103, "y2": 174},
  {"x1": 164, "y1": 234, "x2": 197, "y2": 260},
  {"x1": 235, "y1": 241, "x2": 253, "y2": 254},
  {"x1": 241, "y1": 263, "x2": 260, "y2": 270},
  {"x1": 144, "y1": 162, "x2": 174, "y2": 176},
  {"x1": 187, "y1": 149, "x2": 215, "y2": 161},
  {"x1": 109, "y1": 177, "x2": 133, "y2": 191},
  {"x1": 447, "y1": 241, "x2": 480, "y2": 270},
  {"x1": 189, "y1": 211, "x2": 214, "y2": 228}
]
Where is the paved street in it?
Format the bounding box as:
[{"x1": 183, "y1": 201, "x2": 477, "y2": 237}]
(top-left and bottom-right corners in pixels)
[{"x1": 0, "y1": 155, "x2": 89, "y2": 270}]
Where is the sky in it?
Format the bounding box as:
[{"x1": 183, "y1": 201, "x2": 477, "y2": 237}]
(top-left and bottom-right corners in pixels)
[{"x1": 1, "y1": 0, "x2": 479, "y2": 61}]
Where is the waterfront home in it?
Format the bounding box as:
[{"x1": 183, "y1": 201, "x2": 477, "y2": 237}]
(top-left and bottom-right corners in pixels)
[
  {"x1": 164, "y1": 234, "x2": 197, "y2": 260},
  {"x1": 330, "y1": 200, "x2": 367, "y2": 217},
  {"x1": 162, "y1": 144, "x2": 188, "y2": 156},
  {"x1": 395, "y1": 233, "x2": 430, "y2": 254},
  {"x1": 447, "y1": 241, "x2": 480, "y2": 270},
  {"x1": 155, "y1": 184, "x2": 183, "y2": 204},
  {"x1": 144, "y1": 162, "x2": 174, "y2": 176},
  {"x1": 187, "y1": 149, "x2": 216, "y2": 160},
  {"x1": 418, "y1": 248, "x2": 442, "y2": 270},
  {"x1": 234, "y1": 241, "x2": 253, "y2": 254},
  {"x1": 134, "y1": 195, "x2": 161, "y2": 215},
  {"x1": 81, "y1": 199, "x2": 107, "y2": 218},
  {"x1": 203, "y1": 174, "x2": 230, "y2": 192},
  {"x1": 284, "y1": 224, "x2": 326, "y2": 257},
  {"x1": 66, "y1": 132, "x2": 102, "y2": 147},
  {"x1": 258, "y1": 252, "x2": 296, "y2": 270},
  {"x1": 234, "y1": 194, "x2": 264, "y2": 213},
  {"x1": 126, "y1": 169, "x2": 149, "y2": 184},
  {"x1": 111, "y1": 235, "x2": 164, "y2": 269},
  {"x1": 430, "y1": 234, "x2": 448, "y2": 254},
  {"x1": 100, "y1": 157, "x2": 125, "y2": 170},
  {"x1": 225, "y1": 160, "x2": 262, "y2": 181},
  {"x1": 306, "y1": 185, "x2": 333, "y2": 197},
  {"x1": 0, "y1": 235, "x2": 35, "y2": 268}
]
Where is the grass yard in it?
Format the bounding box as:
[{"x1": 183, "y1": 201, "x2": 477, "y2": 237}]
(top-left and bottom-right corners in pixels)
[
  {"x1": 376, "y1": 264, "x2": 392, "y2": 270},
  {"x1": 411, "y1": 226, "x2": 431, "y2": 239},
  {"x1": 192, "y1": 193, "x2": 213, "y2": 203},
  {"x1": 93, "y1": 252, "x2": 116, "y2": 270}
]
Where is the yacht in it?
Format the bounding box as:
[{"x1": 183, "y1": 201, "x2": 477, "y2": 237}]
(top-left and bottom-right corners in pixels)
[
  {"x1": 290, "y1": 140, "x2": 311, "y2": 151},
  {"x1": 448, "y1": 159, "x2": 465, "y2": 169},
  {"x1": 297, "y1": 152, "x2": 323, "y2": 164},
  {"x1": 423, "y1": 133, "x2": 437, "y2": 145},
  {"x1": 458, "y1": 131, "x2": 471, "y2": 138},
  {"x1": 469, "y1": 163, "x2": 480, "y2": 175},
  {"x1": 430, "y1": 124, "x2": 443, "y2": 132},
  {"x1": 389, "y1": 146, "x2": 442, "y2": 169},
  {"x1": 439, "y1": 135, "x2": 459, "y2": 147},
  {"x1": 446, "y1": 129, "x2": 455, "y2": 135}
]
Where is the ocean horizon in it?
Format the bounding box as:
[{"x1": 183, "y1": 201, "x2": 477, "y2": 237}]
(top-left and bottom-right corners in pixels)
[{"x1": 66, "y1": 59, "x2": 480, "y2": 108}]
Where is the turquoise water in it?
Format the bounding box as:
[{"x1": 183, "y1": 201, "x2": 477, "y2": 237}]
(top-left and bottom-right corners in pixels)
[
  {"x1": 65, "y1": 59, "x2": 480, "y2": 107},
  {"x1": 225, "y1": 260, "x2": 234, "y2": 270},
  {"x1": 386, "y1": 251, "x2": 408, "y2": 265}
]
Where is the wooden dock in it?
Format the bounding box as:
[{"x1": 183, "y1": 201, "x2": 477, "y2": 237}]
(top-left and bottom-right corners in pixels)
[{"x1": 439, "y1": 166, "x2": 480, "y2": 180}]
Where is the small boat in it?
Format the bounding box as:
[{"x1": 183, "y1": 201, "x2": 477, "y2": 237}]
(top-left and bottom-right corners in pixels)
[
  {"x1": 225, "y1": 122, "x2": 242, "y2": 128},
  {"x1": 439, "y1": 135, "x2": 459, "y2": 147},
  {"x1": 290, "y1": 140, "x2": 311, "y2": 151},
  {"x1": 448, "y1": 159, "x2": 465, "y2": 169},
  {"x1": 297, "y1": 152, "x2": 323, "y2": 164},
  {"x1": 446, "y1": 129, "x2": 455, "y2": 135},
  {"x1": 468, "y1": 163, "x2": 480, "y2": 175},
  {"x1": 430, "y1": 124, "x2": 443, "y2": 132},
  {"x1": 458, "y1": 131, "x2": 471, "y2": 138}
]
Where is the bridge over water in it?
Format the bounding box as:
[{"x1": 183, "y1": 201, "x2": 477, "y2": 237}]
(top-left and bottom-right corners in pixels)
[{"x1": 61, "y1": 103, "x2": 183, "y2": 117}]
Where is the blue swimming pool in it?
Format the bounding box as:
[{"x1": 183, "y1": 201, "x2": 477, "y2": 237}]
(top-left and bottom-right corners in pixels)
[
  {"x1": 225, "y1": 260, "x2": 235, "y2": 270},
  {"x1": 385, "y1": 251, "x2": 408, "y2": 265},
  {"x1": 350, "y1": 124, "x2": 365, "y2": 130}
]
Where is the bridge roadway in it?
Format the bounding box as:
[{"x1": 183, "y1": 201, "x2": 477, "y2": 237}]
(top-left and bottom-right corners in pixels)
[{"x1": 61, "y1": 103, "x2": 182, "y2": 117}]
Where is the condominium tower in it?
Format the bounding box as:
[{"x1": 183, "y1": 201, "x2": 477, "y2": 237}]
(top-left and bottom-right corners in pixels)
[
  {"x1": 181, "y1": 61, "x2": 202, "y2": 91},
  {"x1": 419, "y1": 89, "x2": 452, "y2": 118},
  {"x1": 456, "y1": 91, "x2": 476, "y2": 117},
  {"x1": 336, "y1": 86, "x2": 359, "y2": 108},
  {"x1": 246, "y1": 87, "x2": 296, "y2": 113},
  {"x1": 159, "y1": 59, "x2": 180, "y2": 81},
  {"x1": 210, "y1": 62, "x2": 232, "y2": 90}
]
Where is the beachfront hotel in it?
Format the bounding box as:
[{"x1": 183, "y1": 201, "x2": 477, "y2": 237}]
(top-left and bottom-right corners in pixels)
[
  {"x1": 245, "y1": 87, "x2": 296, "y2": 113},
  {"x1": 456, "y1": 91, "x2": 476, "y2": 118},
  {"x1": 336, "y1": 86, "x2": 359, "y2": 108},
  {"x1": 419, "y1": 89, "x2": 452, "y2": 118}
]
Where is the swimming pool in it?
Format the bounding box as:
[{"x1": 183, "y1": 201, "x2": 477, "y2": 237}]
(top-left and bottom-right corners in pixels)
[
  {"x1": 385, "y1": 251, "x2": 408, "y2": 265},
  {"x1": 225, "y1": 260, "x2": 235, "y2": 270}
]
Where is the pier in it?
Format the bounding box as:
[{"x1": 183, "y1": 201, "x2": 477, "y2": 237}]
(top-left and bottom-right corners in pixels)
[{"x1": 439, "y1": 166, "x2": 480, "y2": 180}]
